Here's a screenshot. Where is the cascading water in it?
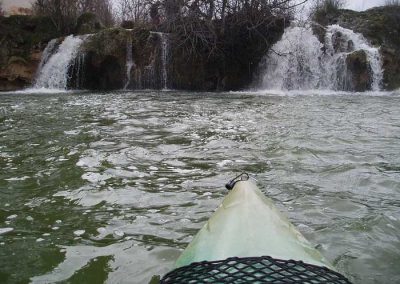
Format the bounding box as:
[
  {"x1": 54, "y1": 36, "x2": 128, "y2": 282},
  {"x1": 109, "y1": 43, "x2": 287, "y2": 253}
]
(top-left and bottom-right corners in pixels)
[
  {"x1": 260, "y1": 24, "x2": 383, "y2": 91},
  {"x1": 35, "y1": 35, "x2": 85, "y2": 90},
  {"x1": 260, "y1": 26, "x2": 324, "y2": 90},
  {"x1": 326, "y1": 25, "x2": 383, "y2": 91},
  {"x1": 124, "y1": 34, "x2": 134, "y2": 90},
  {"x1": 159, "y1": 33, "x2": 169, "y2": 90},
  {"x1": 150, "y1": 32, "x2": 169, "y2": 89},
  {"x1": 145, "y1": 32, "x2": 170, "y2": 89},
  {"x1": 37, "y1": 39, "x2": 59, "y2": 72},
  {"x1": 72, "y1": 53, "x2": 87, "y2": 89}
]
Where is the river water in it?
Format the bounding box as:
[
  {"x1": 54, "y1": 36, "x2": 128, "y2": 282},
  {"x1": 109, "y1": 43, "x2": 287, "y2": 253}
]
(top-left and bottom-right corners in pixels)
[{"x1": 0, "y1": 90, "x2": 399, "y2": 283}]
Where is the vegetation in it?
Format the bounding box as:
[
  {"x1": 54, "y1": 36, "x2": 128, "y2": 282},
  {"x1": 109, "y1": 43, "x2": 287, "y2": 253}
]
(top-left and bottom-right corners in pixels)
[
  {"x1": 31, "y1": 0, "x2": 114, "y2": 34},
  {"x1": 115, "y1": 1, "x2": 306, "y2": 60},
  {"x1": 0, "y1": 0, "x2": 4, "y2": 17},
  {"x1": 311, "y1": 0, "x2": 344, "y2": 32}
]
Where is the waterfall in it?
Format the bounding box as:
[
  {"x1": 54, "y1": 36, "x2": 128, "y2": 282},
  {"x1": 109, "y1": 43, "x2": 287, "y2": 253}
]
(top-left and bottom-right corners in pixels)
[
  {"x1": 326, "y1": 25, "x2": 383, "y2": 91},
  {"x1": 72, "y1": 53, "x2": 86, "y2": 89},
  {"x1": 150, "y1": 32, "x2": 169, "y2": 89},
  {"x1": 124, "y1": 34, "x2": 134, "y2": 90},
  {"x1": 159, "y1": 33, "x2": 169, "y2": 90},
  {"x1": 259, "y1": 24, "x2": 383, "y2": 91},
  {"x1": 37, "y1": 39, "x2": 59, "y2": 72},
  {"x1": 34, "y1": 35, "x2": 85, "y2": 90}
]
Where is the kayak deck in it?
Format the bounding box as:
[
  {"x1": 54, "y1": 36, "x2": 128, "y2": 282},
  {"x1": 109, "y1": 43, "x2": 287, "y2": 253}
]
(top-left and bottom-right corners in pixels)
[
  {"x1": 175, "y1": 180, "x2": 333, "y2": 269},
  {"x1": 162, "y1": 255, "x2": 350, "y2": 283}
]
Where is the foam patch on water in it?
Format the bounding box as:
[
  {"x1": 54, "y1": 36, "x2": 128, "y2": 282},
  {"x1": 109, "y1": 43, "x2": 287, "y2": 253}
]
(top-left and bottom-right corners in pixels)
[
  {"x1": 11, "y1": 88, "x2": 72, "y2": 94},
  {"x1": 82, "y1": 172, "x2": 112, "y2": 184},
  {"x1": 5, "y1": 176, "x2": 30, "y2": 181},
  {"x1": 0, "y1": 228, "x2": 14, "y2": 235},
  {"x1": 6, "y1": 214, "x2": 18, "y2": 220},
  {"x1": 231, "y1": 89, "x2": 400, "y2": 97},
  {"x1": 64, "y1": 130, "x2": 80, "y2": 135},
  {"x1": 73, "y1": 230, "x2": 85, "y2": 237},
  {"x1": 54, "y1": 185, "x2": 197, "y2": 208},
  {"x1": 76, "y1": 150, "x2": 106, "y2": 168}
]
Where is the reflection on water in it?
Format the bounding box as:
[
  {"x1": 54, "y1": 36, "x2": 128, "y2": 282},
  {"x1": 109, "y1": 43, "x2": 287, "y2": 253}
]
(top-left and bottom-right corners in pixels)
[{"x1": 0, "y1": 91, "x2": 399, "y2": 283}]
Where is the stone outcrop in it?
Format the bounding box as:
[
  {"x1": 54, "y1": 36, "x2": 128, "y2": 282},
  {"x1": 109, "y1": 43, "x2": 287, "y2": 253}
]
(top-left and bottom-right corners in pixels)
[{"x1": 78, "y1": 27, "x2": 159, "y2": 90}]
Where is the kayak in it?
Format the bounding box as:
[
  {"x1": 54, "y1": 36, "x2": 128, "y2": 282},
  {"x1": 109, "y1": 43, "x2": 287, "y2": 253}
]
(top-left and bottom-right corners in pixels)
[{"x1": 159, "y1": 174, "x2": 351, "y2": 283}]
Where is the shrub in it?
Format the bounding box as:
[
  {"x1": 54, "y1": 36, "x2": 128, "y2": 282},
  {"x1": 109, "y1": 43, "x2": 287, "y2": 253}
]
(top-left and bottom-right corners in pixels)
[
  {"x1": 311, "y1": 0, "x2": 345, "y2": 26},
  {"x1": 312, "y1": 0, "x2": 345, "y2": 15}
]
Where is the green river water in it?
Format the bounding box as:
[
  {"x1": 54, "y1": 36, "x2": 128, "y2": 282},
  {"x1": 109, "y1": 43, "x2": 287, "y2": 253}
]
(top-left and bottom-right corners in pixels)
[{"x1": 0, "y1": 90, "x2": 399, "y2": 283}]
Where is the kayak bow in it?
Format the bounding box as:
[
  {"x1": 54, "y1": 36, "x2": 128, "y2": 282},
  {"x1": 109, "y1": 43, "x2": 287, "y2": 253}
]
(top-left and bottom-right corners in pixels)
[{"x1": 160, "y1": 177, "x2": 351, "y2": 283}]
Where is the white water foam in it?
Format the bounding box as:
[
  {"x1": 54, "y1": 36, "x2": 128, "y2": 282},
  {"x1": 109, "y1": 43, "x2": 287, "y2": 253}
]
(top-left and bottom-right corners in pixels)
[
  {"x1": 35, "y1": 35, "x2": 85, "y2": 90},
  {"x1": 260, "y1": 24, "x2": 383, "y2": 91},
  {"x1": 37, "y1": 39, "x2": 59, "y2": 72},
  {"x1": 151, "y1": 32, "x2": 170, "y2": 90},
  {"x1": 326, "y1": 25, "x2": 383, "y2": 91},
  {"x1": 159, "y1": 33, "x2": 169, "y2": 90}
]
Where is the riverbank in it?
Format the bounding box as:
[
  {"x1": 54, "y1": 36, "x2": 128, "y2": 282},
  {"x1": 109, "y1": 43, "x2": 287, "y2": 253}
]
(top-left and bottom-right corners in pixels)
[{"x1": 1, "y1": 6, "x2": 399, "y2": 92}]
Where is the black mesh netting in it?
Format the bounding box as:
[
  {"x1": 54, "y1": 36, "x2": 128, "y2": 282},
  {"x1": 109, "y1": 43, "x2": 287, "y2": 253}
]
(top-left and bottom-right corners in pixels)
[{"x1": 160, "y1": 256, "x2": 351, "y2": 284}]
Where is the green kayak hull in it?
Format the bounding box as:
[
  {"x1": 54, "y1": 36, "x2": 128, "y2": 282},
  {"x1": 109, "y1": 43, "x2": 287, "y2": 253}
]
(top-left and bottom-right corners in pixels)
[{"x1": 175, "y1": 180, "x2": 333, "y2": 270}]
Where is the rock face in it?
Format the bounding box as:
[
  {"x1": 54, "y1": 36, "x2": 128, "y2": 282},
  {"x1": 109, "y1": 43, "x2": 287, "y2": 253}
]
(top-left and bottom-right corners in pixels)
[
  {"x1": 67, "y1": 18, "x2": 286, "y2": 91},
  {"x1": 0, "y1": 15, "x2": 58, "y2": 91},
  {"x1": 79, "y1": 28, "x2": 131, "y2": 90},
  {"x1": 314, "y1": 6, "x2": 400, "y2": 90},
  {"x1": 78, "y1": 27, "x2": 160, "y2": 90}
]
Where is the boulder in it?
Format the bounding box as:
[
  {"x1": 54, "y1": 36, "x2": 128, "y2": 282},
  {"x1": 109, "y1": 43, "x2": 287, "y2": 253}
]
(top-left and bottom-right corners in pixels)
[{"x1": 346, "y1": 50, "x2": 372, "y2": 92}]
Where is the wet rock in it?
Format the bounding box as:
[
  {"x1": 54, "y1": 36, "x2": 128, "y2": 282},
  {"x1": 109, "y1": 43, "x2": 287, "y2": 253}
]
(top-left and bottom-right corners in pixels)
[
  {"x1": 78, "y1": 27, "x2": 153, "y2": 90},
  {"x1": 331, "y1": 31, "x2": 355, "y2": 53},
  {"x1": 346, "y1": 50, "x2": 372, "y2": 92}
]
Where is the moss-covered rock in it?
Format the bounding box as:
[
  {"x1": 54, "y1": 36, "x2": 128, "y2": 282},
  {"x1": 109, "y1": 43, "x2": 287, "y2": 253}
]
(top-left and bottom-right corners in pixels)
[{"x1": 78, "y1": 26, "x2": 153, "y2": 90}]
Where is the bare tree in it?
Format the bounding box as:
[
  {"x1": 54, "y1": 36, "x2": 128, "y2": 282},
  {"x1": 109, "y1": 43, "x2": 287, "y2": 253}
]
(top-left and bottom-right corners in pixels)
[
  {"x1": 159, "y1": 0, "x2": 307, "y2": 58},
  {"x1": 77, "y1": 0, "x2": 115, "y2": 26},
  {"x1": 118, "y1": 0, "x2": 155, "y2": 23}
]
